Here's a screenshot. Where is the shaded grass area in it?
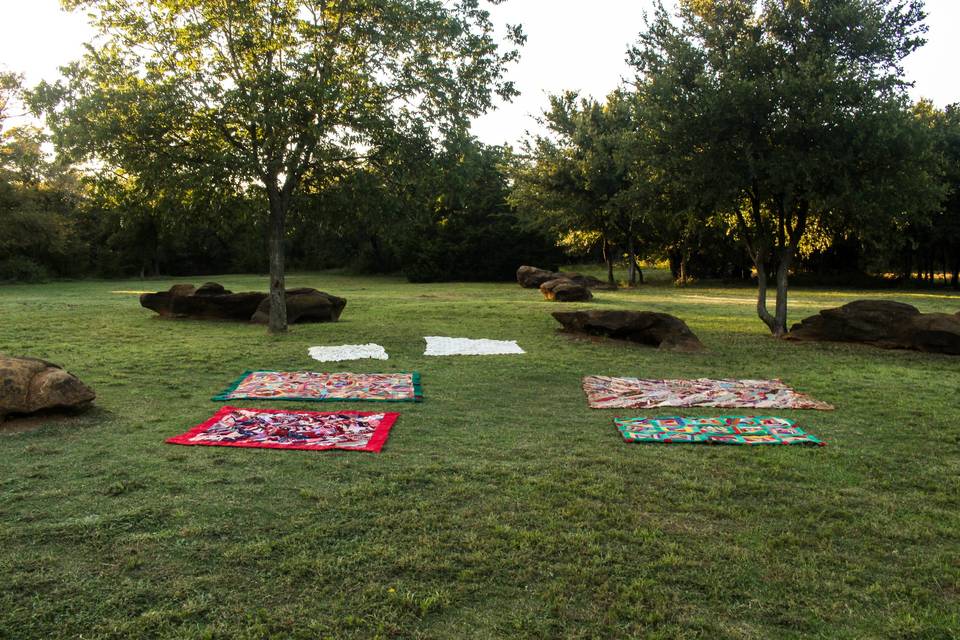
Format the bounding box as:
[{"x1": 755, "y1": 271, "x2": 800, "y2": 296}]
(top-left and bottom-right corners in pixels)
[{"x1": 0, "y1": 271, "x2": 958, "y2": 639}]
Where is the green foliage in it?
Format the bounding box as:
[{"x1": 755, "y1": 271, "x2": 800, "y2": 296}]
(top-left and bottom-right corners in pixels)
[
  {"x1": 286, "y1": 131, "x2": 561, "y2": 282},
  {"x1": 396, "y1": 137, "x2": 562, "y2": 282},
  {"x1": 38, "y1": 0, "x2": 523, "y2": 330},
  {"x1": 626, "y1": 0, "x2": 937, "y2": 332},
  {"x1": 510, "y1": 91, "x2": 658, "y2": 266},
  {"x1": 0, "y1": 124, "x2": 88, "y2": 282},
  {"x1": 0, "y1": 70, "x2": 22, "y2": 128},
  {"x1": 0, "y1": 255, "x2": 49, "y2": 283}
]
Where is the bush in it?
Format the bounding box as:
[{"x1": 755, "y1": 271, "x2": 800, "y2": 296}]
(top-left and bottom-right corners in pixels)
[{"x1": 0, "y1": 256, "x2": 49, "y2": 282}]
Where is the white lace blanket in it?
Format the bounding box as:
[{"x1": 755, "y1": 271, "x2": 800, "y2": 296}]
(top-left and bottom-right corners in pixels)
[
  {"x1": 308, "y1": 344, "x2": 389, "y2": 362},
  {"x1": 423, "y1": 336, "x2": 525, "y2": 356}
]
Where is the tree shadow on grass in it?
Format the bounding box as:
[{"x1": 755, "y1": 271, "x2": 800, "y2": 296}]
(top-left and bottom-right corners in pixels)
[{"x1": 0, "y1": 405, "x2": 111, "y2": 436}]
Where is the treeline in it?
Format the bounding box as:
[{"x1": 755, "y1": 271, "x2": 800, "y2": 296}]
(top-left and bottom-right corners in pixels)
[
  {"x1": 2, "y1": 0, "x2": 959, "y2": 306},
  {"x1": 510, "y1": 2, "x2": 960, "y2": 304},
  {"x1": 2, "y1": 73, "x2": 561, "y2": 282}
]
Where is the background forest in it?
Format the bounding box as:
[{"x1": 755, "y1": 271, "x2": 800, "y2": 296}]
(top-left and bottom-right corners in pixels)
[{"x1": 1, "y1": 1, "x2": 958, "y2": 292}]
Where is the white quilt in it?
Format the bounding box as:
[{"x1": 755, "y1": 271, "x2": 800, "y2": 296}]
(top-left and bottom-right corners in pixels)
[
  {"x1": 307, "y1": 343, "x2": 389, "y2": 362},
  {"x1": 423, "y1": 336, "x2": 525, "y2": 356}
]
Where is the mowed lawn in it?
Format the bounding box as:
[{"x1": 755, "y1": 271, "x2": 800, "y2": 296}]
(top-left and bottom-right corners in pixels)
[{"x1": 0, "y1": 271, "x2": 958, "y2": 640}]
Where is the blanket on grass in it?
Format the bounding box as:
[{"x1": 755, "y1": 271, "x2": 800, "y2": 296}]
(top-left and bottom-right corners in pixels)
[
  {"x1": 308, "y1": 344, "x2": 389, "y2": 362},
  {"x1": 583, "y1": 376, "x2": 833, "y2": 410},
  {"x1": 423, "y1": 336, "x2": 525, "y2": 356},
  {"x1": 167, "y1": 406, "x2": 399, "y2": 452},
  {"x1": 615, "y1": 416, "x2": 825, "y2": 446},
  {"x1": 213, "y1": 371, "x2": 422, "y2": 403}
]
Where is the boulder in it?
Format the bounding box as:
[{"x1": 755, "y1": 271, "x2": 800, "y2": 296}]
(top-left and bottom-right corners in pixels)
[
  {"x1": 140, "y1": 283, "x2": 346, "y2": 324},
  {"x1": 552, "y1": 310, "x2": 705, "y2": 352},
  {"x1": 907, "y1": 313, "x2": 960, "y2": 354},
  {"x1": 540, "y1": 278, "x2": 593, "y2": 302},
  {"x1": 194, "y1": 282, "x2": 233, "y2": 296},
  {"x1": 786, "y1": 300, "x2": 960, "y2": 355},
  {"x1": 553, "y1": 310, "x2": 704, "y2": 351},
  {"x1": 141, "y1": 284, "x2": 266, "y2": 320},
  {"x1": 170, "y1": 292, "x2": 267, "y2": 321},
  {"x1": 250, "y1": 289, "x2": 347, "y2": 325},
  {"x1": 517, "y1": 265, "x2": 560, "y2": 289},
  {"x1": 517, "y1": 265, "x2": 610, "y2": 290},
  {"x1": 167, "y1": 284, "x2": 197, "y2": 297},
  {"x1": 560, "y1": 272, "x2": 607, "y2": 289},
  {"x1": 0, "y1": 355, "x2": 95, "y2": 422}
]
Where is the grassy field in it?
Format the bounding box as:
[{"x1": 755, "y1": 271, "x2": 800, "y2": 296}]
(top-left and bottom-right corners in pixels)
[{"x1": 0, "y1": 270, "x2": 958, "y2": 639}]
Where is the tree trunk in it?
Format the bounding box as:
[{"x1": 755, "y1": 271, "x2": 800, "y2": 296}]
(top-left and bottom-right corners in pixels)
[
  {"x1": 603, "y1": 239, "x2": 615, "y2": 286},
  {"x1": 755, "y1": 259, "x2": 776, "y2": 334},
  {"x1": 627, "y1": 237, "x2": 637, "y2": 286},
  {"x1": 772, "y1": 246, "x2": 794, "y2": 338},
  {"x1": 267, "y1": 193, "x2": 288, "y2": 334},
  {"x1": 667, "y1": 249, "x2": 681, "y2": 281}
]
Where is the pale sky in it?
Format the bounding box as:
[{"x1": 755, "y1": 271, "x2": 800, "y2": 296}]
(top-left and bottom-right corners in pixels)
[{"x1": 1, "y1": 0, "x2": 957, "y2": 146}]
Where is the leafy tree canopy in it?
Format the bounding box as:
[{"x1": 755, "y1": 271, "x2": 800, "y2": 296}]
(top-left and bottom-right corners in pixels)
[
  {"x1": 37, "y1": 0, "x2": 523, "y2": 331},
  {"x1": 629, "y1": 0, "x2": 936, "y2": 334}
]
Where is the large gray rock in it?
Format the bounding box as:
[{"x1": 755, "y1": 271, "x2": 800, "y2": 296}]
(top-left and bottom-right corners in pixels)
[
  {"x1": 786, "y1": 300, "x2": 960, "y2": 355},
  {"x1": 140, "y1": 283, "x2": 346, "y2": 324},
  {"x1": 552, "y1": 310, "x2": 705, "y2": 352},
  {"x1": 194, "y1": 282, "x2": 232, "y2": 296},
  {"x1": 540, "y1": 278, "x2": 593, "y2": 302},
  {"x1": 251, "y1": 288, "x2": 347, "y2": 324},
  {"x1": 517, "y1": 265, "x2": 560, "y2": 288},
  {"x1": 0, "y1": 355, "x2": 95, "y2": 422},
  {"x1": 141, "y1": 284, "x2": 266, "y2": 320},
  {"x1": 517, "y1": 265, "x2": 608, "y2": 290}
]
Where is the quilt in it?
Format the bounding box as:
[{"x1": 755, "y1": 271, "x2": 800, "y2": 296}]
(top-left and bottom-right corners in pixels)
[
  {"x1": 583, "y1": 376, "x2": 833, "y2": 410},
  {"x1": 213, "y1": 371, "x2": 422, "y2": 402},
  {"x1": 167, "y1": 406, "x2": 399, "y2": 452},
  {"x1": 615, "y1": 416, "x2": 825, "y2": 446}
]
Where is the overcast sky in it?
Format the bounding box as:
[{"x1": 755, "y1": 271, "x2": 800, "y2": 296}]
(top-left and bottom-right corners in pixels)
[{"x1": 1, "y1": 0, "x2": 957, "y2": 146}]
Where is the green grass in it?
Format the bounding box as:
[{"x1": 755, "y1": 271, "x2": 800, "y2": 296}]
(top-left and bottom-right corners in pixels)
[{"x1": 0, "y1": 270, "x2": 958, "y2": 639}]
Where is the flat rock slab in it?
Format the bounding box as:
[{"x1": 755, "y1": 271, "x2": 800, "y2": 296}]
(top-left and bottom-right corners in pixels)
[
  {"x1": 0, "y1": 355, "x2": 95, "y2": 422},
  {"x1": 787, "y1": 300, "x2": 960, "y2": 355},
  {"x1": 552, "y1": 310, "x2": 705, "y2": 352},
  {"x1": 517, "y1": 265, "x2": 607, "y2": 290},
  {"x1": 140, "y1": 283, "x2": 346, "y2": 324},
  {"x1": 540, "y1": 278, "x2": 593, "y2": 302}
]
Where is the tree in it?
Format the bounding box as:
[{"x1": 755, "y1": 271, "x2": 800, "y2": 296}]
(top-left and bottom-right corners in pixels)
[
  {"x1": 940, "y1": 104, "x2": 960, "y2": 288},
  {"x1": 39, "y1": 0, "x2": 523, "y2": 332},
  {"x1": 0, "y1": 71, "x2": 23, "y2": 131},
  {"x1": 900, "y1": 102, "x2": 960, "y2": 288},
  {"x1": 511, "y1": 90, "x2": 659, "y2": 286},
  {"x1": 630, "y1": 0, "x2": 935, "y2": 335}
]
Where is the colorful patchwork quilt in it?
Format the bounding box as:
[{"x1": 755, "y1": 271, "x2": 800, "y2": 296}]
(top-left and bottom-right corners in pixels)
[
  {"x1": 615, "y1": 416, "x2": 825, "y2": 446},
  {"x1": 583, "y1": 376, "x2": 833, "y2": 410},
  {"x1": 213, "y1": 371, "x2": 422, "y2": 403},
  {"x1": 168, "y1": 406, "x2": 399, "y2": 452}
]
